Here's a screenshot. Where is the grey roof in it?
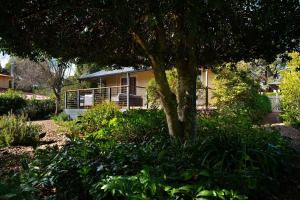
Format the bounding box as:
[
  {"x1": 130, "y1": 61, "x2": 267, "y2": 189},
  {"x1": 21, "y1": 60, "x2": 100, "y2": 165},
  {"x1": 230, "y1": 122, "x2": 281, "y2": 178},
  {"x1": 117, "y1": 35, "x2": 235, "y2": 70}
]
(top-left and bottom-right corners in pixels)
[{"x1": 79, "y1": 67, "x2": 151, "y2": 80}]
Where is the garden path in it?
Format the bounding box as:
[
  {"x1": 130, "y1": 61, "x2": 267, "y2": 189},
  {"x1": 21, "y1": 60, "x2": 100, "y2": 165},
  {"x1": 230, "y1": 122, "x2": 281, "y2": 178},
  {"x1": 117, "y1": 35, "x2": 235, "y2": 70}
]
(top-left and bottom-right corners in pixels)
[
  {"x1": 263, "y1": 112, "x2": 300, "y2": 200},
  {"x1": 32, "y1": 120, "x2": 67, "y2": 149}
]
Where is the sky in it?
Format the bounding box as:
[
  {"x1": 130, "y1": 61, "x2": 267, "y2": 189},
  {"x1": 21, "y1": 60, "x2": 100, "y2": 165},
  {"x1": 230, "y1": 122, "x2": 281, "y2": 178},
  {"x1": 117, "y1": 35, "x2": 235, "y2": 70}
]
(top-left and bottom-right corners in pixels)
[{"x1": 0, "y1": 53, "x2": 10, "y2": 68}]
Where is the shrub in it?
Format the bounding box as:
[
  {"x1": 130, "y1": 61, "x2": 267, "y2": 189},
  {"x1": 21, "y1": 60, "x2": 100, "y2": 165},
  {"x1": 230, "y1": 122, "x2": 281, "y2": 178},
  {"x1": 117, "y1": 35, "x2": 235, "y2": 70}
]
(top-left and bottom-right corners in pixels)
[
  {"x1": 280, "y1": 52, "x2": 300, "y2": 128},
  {"x1": 89, "y1": 109, "x2": 168, "y2": 143},
  {"x1": 9, "y1": 114, "x2": 293, "y2": 199},
  {"x1": 72, "y1": 102, "x2": 121, "y2": 134},
  {"x1": 23, "y1": 99, "x2": 56, "y2": 120},
  {"x1": 213, "y1": 63, "x2": 271, "y2": 123},
  {"x1": 0, "y1": 113, "x2": 41, "y2": 147},
  {"x1": 0, "y1": 90, "x2": 27, "y2": 115},
  {"x1": 52, "y1": 112, "x2": 70, "y2": 122}
]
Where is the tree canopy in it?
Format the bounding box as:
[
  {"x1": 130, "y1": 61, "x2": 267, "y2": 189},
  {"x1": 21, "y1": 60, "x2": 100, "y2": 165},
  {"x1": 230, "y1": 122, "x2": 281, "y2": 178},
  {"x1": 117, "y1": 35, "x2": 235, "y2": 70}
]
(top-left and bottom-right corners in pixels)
[{"x1": 0, "y1": 0, "x2": 299, "y2": 140}]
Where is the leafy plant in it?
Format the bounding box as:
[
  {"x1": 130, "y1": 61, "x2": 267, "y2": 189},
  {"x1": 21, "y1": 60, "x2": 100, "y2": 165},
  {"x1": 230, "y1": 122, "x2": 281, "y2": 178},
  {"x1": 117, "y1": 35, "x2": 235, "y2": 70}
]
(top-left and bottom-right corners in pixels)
[
  {"x1": 1, "y1": 100, "x2": 294, "y2": 199},
  {"x1": 89, "y1": 109, "x2": 168, "y2": 143},
  {"x1": 0, "y1": 113, "x2": 41, "y2": 148},
  {"x1": 71, "y1": 102, "x2": 121, "y2": 134}
]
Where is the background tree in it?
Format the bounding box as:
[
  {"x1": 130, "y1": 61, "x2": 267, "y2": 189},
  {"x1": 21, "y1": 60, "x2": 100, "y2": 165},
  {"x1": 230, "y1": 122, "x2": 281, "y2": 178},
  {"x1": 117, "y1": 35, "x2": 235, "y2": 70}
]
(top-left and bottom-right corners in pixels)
[
  {"x1": 213, "y1": 62, "x2": 272, "y2": 123},
  {"x1": 280, "y1": 52, "x2": 300, "y2": 128},
  {"x1": 41, "y1": 59, "x2": 71, "y2": 115},
  {"x1": 0, "y1": 0, "x2": 299, "y2": 141},
  {"x1": 7, "y1": 58, "x2": 47, "y2": 91}
]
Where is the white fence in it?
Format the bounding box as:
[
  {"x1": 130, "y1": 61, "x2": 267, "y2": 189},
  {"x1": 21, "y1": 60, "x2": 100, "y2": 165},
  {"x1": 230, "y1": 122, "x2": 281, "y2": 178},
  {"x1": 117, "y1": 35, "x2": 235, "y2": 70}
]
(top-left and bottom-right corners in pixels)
[{"x1": 268, "y1": 95, "x2": 281, "y2": 112}]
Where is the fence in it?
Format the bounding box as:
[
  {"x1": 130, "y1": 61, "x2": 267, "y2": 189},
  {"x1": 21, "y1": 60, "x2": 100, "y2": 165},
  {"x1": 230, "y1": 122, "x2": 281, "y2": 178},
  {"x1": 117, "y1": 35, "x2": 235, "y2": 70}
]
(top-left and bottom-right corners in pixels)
[{"x1": 268, "y1": 95, "x2": 281, "y2": 112}]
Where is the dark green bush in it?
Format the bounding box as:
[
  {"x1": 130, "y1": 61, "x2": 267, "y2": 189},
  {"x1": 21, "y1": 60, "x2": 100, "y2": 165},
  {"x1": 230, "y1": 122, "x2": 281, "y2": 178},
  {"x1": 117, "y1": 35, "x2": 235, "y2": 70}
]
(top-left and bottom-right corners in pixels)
[
  {"x1": 0, "y1": 113, "x2": 41, "y2": 148},
  {"x1": 0, "y1": 90, "x2": 27, "y2": 115},
  {"x1": 23, "y1": 99, "x2": 55, "y2": 120},
  {"x1": 252, "y1": 94, "x2": 272, "y2": 122}
]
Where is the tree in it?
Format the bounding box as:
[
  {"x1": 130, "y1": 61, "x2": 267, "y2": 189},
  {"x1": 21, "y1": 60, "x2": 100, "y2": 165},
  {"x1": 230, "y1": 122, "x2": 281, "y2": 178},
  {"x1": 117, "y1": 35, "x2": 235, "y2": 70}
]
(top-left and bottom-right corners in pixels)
[
  {"x1": 5, "y1": 57, "x2": 70, "y2": 114},
  {"x1": 0, "y1": 0, "x2": 299, "y2": 141},
  {"x1": 7, "y1": 58, "x2": 47, "y2": 91},
  {"x1": 280, "y1": 52, "x2": 300, "y2": 128},
  {"x1": 41, "y1": 59, "x2": 71, "y2": 115}
]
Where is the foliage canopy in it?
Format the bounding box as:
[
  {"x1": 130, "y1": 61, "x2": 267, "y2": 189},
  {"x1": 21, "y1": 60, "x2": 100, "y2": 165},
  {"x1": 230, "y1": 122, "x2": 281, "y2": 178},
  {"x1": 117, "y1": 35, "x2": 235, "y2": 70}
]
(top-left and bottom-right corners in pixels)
[
  {"x1": 280, "y1": 51, "x2": 300, "y2": 128},
  {"x1": 0, "y1": 0, "x2": 299, "y2": 140}
]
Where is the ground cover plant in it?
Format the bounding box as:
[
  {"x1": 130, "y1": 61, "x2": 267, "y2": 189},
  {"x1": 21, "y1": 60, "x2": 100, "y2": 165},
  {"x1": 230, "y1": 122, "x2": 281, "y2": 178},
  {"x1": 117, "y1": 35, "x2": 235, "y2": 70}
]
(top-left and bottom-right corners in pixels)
[
  {"x1": 0, "y1": 113, "x2": 41, "y2": 148},
  {"x1": 0, "y1": 104, "x2": 295, "y2": 200}
]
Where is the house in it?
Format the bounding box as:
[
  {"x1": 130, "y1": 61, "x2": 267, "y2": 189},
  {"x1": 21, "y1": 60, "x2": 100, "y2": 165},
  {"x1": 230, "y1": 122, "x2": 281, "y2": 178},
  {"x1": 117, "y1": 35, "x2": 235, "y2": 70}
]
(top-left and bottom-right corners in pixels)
[
  {"x1": 65, "y1": 67, "x2": 215, "y2": 118},
  {"x1": 0, "y1": 74, "x2": 11, "y2": 92}
]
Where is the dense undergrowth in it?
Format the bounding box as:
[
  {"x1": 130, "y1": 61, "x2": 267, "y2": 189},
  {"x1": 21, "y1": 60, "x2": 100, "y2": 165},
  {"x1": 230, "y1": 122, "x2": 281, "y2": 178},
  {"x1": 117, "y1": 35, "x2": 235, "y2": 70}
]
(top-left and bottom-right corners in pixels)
[{"x1": 0, "y1": 103, "x2": 295, "y2": 200}]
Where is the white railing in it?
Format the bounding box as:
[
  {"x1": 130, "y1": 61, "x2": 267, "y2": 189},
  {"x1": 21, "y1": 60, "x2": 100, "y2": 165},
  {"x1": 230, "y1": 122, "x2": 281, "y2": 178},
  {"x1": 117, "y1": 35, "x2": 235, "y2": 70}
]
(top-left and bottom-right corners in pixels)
[{"x1": 65, "y1": 86, "x2": 148, "y2": 109}]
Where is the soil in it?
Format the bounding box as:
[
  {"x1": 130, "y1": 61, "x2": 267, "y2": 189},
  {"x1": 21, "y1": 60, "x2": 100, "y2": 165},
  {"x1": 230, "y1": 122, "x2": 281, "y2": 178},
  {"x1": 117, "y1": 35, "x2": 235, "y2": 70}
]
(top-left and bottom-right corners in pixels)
[{"x1": 0, "y1": 120, "x2": 67, "y2": 177}]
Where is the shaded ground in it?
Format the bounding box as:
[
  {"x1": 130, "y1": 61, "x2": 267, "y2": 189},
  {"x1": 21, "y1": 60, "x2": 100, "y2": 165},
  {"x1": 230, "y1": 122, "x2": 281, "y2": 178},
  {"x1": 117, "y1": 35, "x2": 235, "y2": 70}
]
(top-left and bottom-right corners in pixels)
[
  {"x1": 0, "y1": 120, "x2": 67, "y2": 177},
  {"x1": 263, "y1": 112, "x2": 300, "y2": 200}
]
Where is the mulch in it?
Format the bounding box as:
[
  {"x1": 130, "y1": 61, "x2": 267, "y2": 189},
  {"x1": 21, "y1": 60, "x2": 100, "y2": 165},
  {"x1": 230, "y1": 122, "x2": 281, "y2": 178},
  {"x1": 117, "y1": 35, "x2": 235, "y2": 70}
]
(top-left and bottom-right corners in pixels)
[{"x1": 0, "y1": 120, "x2": 67, "y2": 177}]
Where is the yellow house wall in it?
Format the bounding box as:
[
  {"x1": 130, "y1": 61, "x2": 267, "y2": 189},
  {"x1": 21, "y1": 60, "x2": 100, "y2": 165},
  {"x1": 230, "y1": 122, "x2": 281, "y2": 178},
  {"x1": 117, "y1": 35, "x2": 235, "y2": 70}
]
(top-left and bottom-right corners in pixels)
[
  {"x1": 101, "y1": 70, "x2": 154, "y2": 95},
  {"x1": 97, "y1": 69, "x2": 215, "y2": 107},
  {"x1": 0, "y1": 76, "x2": 10, "y2": 88}
]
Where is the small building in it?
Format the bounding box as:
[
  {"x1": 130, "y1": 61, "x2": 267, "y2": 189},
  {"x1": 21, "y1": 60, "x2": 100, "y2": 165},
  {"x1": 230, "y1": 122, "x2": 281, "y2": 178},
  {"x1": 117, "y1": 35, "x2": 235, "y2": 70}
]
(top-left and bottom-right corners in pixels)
[
  {"x1": 0, "y1": 74, "x2": 11, "y2": 91},
  {"x1": 65, "y1": 67, "x2": 215, "y2": 118}
]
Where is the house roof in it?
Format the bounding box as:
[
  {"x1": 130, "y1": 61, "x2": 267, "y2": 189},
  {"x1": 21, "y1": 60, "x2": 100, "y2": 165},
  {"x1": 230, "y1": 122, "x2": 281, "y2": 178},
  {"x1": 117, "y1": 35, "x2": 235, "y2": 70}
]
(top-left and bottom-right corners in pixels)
[{"x1": 79, "y1": 67, "x2": 151, "y2": 80}]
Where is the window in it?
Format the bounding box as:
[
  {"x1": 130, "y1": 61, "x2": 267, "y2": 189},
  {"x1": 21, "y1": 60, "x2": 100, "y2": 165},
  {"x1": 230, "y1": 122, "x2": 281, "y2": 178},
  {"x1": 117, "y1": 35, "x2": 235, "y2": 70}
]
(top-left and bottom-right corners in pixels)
[{"x1": 121, "y1": 77, "x2": 136, "y2": 95}]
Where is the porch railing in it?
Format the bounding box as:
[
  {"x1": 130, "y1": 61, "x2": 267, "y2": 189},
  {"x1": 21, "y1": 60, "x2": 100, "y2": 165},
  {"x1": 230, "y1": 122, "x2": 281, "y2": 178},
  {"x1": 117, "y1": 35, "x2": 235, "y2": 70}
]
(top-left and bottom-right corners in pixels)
[{"x1": 65, "y1": 85, "x2": 148, "y2": 109}]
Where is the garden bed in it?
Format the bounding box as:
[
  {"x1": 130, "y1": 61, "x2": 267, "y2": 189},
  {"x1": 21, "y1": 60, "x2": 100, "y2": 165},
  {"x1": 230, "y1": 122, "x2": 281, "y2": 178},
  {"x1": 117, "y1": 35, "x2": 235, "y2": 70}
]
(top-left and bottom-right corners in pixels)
[{"x1": 0, "y1": 120, "x2": 67, "y2": 177}]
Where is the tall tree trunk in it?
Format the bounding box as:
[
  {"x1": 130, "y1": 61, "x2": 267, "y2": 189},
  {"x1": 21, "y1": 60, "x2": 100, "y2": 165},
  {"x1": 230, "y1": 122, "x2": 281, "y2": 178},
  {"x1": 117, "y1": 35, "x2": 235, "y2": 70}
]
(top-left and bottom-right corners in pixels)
[
  {"x1": 55, "y1": 95, "x2": 61, "y2": 115},
  {"x1": 177, "y1": 65, "x2": 197, "y2": 140},
  {"x1": 53, "y1": 88, "x2": 62, "y2": 115},
  {"x1": 151, "y1": 62, "x2": 184, "y2": 141}
]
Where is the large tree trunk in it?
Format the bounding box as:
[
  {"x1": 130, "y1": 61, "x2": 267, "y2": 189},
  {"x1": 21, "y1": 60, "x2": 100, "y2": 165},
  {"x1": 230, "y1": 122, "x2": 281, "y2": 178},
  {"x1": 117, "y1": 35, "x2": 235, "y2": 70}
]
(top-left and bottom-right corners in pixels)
[
  {"x1": 152, "y1": 63, "x2": 198, "y2": 142},
  {"x1": 151, "y1": 62, "x2": 184, "y2": 140},
  {"x1": 55, "y1": 95, "x2": 61, "y2": 115},
  {"x1": 53, "y1": 88, "x2": 62, "y2": 115},
  {"x1": 177, "y1": 65, "x2": 197, "y2": 140}
]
